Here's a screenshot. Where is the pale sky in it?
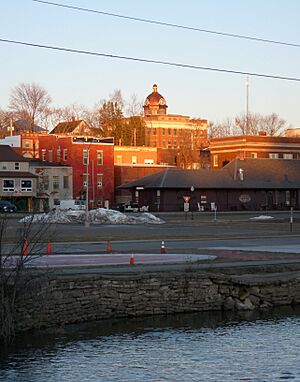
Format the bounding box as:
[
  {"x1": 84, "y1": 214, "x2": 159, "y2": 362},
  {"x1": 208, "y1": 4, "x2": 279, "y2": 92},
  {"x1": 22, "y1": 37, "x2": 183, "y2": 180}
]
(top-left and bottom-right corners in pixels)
[{"x1": 1, "y1": 0, "x2": 300, "y2": 127}]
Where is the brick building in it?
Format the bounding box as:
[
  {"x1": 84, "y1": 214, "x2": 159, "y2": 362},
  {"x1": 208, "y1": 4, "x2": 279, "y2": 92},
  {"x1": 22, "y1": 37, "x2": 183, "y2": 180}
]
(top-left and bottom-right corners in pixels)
[
  {"x1": 143, "y1": 84, "x2": 208, "y2": 168},
  {"x1": 210, "y1": 135, "x2": 300, "y2": 169},
  {"x1": 38, "y1": 135, "x2": 114, "y2": 209}
]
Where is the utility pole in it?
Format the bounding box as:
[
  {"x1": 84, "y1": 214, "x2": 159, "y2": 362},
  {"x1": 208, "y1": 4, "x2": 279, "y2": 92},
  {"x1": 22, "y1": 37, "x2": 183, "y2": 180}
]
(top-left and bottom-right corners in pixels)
[
  {"x1": 85, "y1": 147, "x2": 90, "y2": 227},
  {"x1": 245, "y1": 76, "x2": 250, "y2": 133}
]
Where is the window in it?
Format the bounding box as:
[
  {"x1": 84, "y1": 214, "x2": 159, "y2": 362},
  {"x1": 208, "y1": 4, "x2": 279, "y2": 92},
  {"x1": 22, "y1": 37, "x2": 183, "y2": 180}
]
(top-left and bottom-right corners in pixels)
[
  {"x1": 168, "y1": 128, "x2": 171, "y2": 135},
  {"x1": 97, "y1": 174, "x2": 103, "y2": 188},
  {"x1": 251, "y1": 152, "x2": 257, "y2": 158},
  {"x1": 3, "y1": 179, "x2": 15, "y2": 192},
  {"x1": 83, "y1": 149, "x2": 89, "y2": 165},
  {"x1": 15, "y1": 162, "x2": 20, "y2": 170},
  {"x1": 162, "y1": 129, "x2": 165, "y2": 136},
  {"x1": 283, "y1": 153, "x2": 293, "y2": 160},
  {"x1": 48, "y1": 150, "x2": 53, "y2": 162},
  {"x1": 43, "y1": 176, "x2": 49, "y2": 190},
  {"x1": 42, "y1": 149, "x2": 46, "y2": 161},
  {"x1": 144, "y1": 159, "x2": 154, "y2": 165},
  {"x1": 21, "y1": 180, "x2": 32, "y2": 192},
  {"x1": 116, "y1": 155, "x2": 122, "y2": 164},
  {"x1": 53, "y1": 176, "x2": 59, "y2": 190},
  {"x1": 63, "y1": 149, "x2": 68, "y2": 161},
  {"x1": 132, "y1": 156, "x2": 137, "y2": 164},
  {"x1": 97, "y1": 150, "x2": 103, "y2": 165},
  {"x1": 213, "y1": 154, "x2": 218, "y2": 167},
  {"x1": 153, "y1": 129, "x2": 156, "y2": 135},
  {"x1": 23, "y1": 140, "x2": 31, "y2": 148},
  {"x1": 63, "y1": 176, "x2": 69, "y2": 189},
  {"x1": 57, "y1": 148, "x2": 61, "y2": 162},
  {"x1": 269, "y1": 153, "x2": 279, "y2": 159},
  {"x1": 174, "y1": 129, "x2": 177, "y2": 136}
]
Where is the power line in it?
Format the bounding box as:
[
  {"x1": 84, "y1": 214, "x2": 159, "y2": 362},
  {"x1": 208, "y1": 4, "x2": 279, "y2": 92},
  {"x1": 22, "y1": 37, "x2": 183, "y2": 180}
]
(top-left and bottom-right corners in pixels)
[
  {"x1": 1, "y1": 37, "x2": 300, "y2": 82},
  {"x1": 32, "y1": 0, "x2": 300, "y2": 49}
]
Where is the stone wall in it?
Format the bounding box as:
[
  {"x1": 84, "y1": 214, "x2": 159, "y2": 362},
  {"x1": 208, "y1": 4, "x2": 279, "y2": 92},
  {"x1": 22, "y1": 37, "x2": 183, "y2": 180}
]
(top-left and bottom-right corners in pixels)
[{"x1": 15, "y1": 269, "x2": 300, "y2": 332}]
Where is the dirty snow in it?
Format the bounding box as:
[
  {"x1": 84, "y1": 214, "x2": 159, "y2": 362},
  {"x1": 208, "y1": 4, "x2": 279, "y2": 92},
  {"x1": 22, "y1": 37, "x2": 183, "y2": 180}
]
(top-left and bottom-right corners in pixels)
[
  {"x1": 19, "y1": 208, "x2": 164, "y2": 225},
  {"x1": 249, "y1": 215, "x2": 274, "y2": 221}
]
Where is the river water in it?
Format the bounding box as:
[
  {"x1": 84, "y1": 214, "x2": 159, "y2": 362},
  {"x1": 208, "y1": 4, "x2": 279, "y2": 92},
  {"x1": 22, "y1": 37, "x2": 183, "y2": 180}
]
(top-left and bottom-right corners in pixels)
[{"x1": 0, "y1": 307, "x2": 300, "y2": 382}]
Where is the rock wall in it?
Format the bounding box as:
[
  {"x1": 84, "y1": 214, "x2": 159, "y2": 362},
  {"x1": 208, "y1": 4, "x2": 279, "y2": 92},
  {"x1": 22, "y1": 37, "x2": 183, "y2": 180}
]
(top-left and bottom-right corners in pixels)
[{"x1": 15, "y1": 269, "x2": 300, "y2": 332}]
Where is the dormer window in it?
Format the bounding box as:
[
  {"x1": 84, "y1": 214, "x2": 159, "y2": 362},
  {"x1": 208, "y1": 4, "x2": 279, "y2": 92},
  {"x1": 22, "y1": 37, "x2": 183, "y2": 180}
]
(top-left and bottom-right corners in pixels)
[{"x1": 15, "y1": 162, "x2": 20, "y2": 170}]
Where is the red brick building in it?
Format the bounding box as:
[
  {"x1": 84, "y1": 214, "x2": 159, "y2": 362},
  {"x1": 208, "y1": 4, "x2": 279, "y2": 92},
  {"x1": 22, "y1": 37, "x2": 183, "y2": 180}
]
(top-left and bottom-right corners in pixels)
[
  {"x1": 210, "y1": 135, "x2": 300, "y2": 169},
  {"x1": 38, "y1": 135, "x2": 114, "y2": 208},
  {"x1": 143, "y1": 85, "x2": 208, "y2": 149}
]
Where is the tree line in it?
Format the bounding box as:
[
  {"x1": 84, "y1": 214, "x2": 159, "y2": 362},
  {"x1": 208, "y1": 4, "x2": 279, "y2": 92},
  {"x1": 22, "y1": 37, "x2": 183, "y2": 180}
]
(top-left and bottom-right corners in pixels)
[
  {"x1": 0, "y1": 82, "x2": 290, "y2": 142},
  {"x1": 0, "y1": 83, "x2": 147, "y2": 146}
]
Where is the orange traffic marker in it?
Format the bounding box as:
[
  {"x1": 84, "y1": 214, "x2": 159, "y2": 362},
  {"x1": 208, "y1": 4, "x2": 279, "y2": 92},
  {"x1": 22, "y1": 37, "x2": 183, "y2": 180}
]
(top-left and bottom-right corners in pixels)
[
  {"x1": 130, "y1": 254, "x2": 135, "y2": 265},
  {"x1": 47, "y1": 241, "x2": 51, "y2": 255},
  {"x1": 106, "y1": 240, "x2": 112, "y2": 254},
  {"x1": 23, "y1": 239, "x2": 28, "y2": 257},
  {"x1": 160, "y1": 240, "x2": 166, "y2": 254}
]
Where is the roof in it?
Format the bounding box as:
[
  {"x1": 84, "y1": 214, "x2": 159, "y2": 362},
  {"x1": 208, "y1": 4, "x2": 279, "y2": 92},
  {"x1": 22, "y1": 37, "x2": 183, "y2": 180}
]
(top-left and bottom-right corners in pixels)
[
  {"x1": 51, "y1": 120, "x2": 85, "y2": 134},
  {"x1": 119, "y1": 158, "x2": 300, "y2": 190},
  {"x1": 144, "y1": 84, "x2": 167, "y2": 106},
  {"x1": 29, "y1": 159, "x2": 71, "y2": 168},
  {"x1": 0, "y1": 171, "x2": 38, "y2": 178},
  {"x1": 0, "y1": 145, "x2": 30, "y2": 162}
]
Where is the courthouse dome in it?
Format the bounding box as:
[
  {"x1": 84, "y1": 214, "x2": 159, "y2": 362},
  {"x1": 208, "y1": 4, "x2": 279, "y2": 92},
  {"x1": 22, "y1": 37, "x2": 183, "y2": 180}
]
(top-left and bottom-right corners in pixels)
[{"x1": 143, "y1": 84, "x2": 168, "y2": 115}]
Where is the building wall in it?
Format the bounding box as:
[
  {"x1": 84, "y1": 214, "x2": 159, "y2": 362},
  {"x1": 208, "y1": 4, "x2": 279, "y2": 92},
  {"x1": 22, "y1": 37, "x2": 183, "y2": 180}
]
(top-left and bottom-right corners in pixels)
[
  {"x1": 210, "y1": 136, "x2": 300, "y2": 169},
  {"x1": 114, "y1": 146, "x2": 158, "y2": 165},
  {"x1": 145, "y1": 114, "x2": 208, "y2": 149},
  {"x1": 131, "y1": 188, "x2": 299, "y2": 212},
  {"x1": 30, "y1": 165, "x2": 73, "y2": 211},
  {"x1": 114, "y1": 165, "x2": 173, "y2": 204},
  {"x1": 38, "y1": 135, "x2": 114, "y2": 209}
]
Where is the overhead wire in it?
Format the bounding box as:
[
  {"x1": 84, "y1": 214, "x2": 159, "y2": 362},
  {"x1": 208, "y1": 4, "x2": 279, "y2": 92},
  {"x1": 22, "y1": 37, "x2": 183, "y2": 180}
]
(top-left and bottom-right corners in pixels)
[
  {"x1": 1, "y1": 37, "x2": 300, "y2": 82},
  {"x1": 32, "y1": 0, "x2": 300, "y2": 49}
]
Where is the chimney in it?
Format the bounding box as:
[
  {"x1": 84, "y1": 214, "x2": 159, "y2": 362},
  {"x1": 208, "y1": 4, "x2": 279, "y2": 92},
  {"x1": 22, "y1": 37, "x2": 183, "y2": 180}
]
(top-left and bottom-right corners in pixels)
[{"x1": 258, "y1": 131, "x2": 267, "y2": 136}]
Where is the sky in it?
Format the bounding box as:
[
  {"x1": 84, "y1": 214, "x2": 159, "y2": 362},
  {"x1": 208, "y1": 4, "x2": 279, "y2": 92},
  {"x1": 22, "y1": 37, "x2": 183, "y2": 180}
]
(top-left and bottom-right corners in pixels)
[{"x1": 1, "y1": 0, "x2": 300, "y2": 127}]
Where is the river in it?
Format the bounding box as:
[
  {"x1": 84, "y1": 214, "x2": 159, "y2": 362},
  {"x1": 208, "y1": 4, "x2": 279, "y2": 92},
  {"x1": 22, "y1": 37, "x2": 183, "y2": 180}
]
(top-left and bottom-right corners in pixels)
[{"x1": 0, "y1": 307, "x2": 300, "y2": 382}]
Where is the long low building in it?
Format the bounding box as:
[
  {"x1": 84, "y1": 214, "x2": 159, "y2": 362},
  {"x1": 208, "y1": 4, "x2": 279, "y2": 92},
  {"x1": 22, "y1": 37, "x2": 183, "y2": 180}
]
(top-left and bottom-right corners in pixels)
[{"x1": 119, "y1": 158, "x2": 300, "y2": 212}]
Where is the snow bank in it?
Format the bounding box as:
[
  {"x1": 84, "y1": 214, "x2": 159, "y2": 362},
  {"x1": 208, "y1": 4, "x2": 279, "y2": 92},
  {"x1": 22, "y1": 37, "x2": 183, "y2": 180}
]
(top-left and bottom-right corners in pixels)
[
  {"x1": 19, "y1": 208, "x2": 164, "y2": 225},
  {"x1": 249, "y1": 215, "x2": 274, "y2": 221}
]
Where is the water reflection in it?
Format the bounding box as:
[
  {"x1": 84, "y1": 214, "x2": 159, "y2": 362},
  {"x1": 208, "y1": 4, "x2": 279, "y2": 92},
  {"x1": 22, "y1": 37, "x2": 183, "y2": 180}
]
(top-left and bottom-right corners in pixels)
[{"x1": 1, "y1": 307, "x2": 300, "y2": 382}]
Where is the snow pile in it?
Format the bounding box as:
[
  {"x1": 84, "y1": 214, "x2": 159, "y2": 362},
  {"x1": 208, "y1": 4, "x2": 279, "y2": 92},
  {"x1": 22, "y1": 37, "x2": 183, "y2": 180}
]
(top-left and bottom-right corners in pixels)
[
  {"x1": 20, "y1": 208, "x2": 164, "y2": 225},
  {"x1": 249, "y1": 215, "x2": 274, "y2": 221}
]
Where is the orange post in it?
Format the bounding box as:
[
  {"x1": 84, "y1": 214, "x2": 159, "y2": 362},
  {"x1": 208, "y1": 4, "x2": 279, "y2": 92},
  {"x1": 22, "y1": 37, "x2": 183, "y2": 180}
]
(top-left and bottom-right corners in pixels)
[
  {"x1": 47, "y1": 241, "x2": 51, "y2": 255},
  {"x1": 130, "y1": 254, "x2": 135, "y2": 265},
  {"x1": 106, "y1": 240, "x2": 112, "y2": 254},
  {"x1": 23, "y1": 239, "x2": 28, "y2": 257}
]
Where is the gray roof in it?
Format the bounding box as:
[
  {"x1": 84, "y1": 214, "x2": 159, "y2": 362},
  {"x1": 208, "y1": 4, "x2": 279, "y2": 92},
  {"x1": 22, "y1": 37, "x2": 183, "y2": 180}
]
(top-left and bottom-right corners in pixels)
[
  {"x1": 29, "y1": 159, "x2": 71, "y2": 168},
  {"x1": 120, "y1": 158, "x2": 300, "y2": 190},
  {"x1": 0, "y1": 145, "x2": 30, "y2": 162},
  {"x1": 0, "y1": 171, "x2": 38, "y2": 178}
]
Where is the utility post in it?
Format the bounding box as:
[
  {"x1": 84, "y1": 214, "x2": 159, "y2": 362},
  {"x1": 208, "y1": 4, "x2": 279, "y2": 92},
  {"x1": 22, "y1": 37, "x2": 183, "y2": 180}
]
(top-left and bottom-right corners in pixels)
[
  {"x1": 85, "y1": 147, "x2": 90, "y2": 227},
  {"x1": 290, "y1": 207, "x2": 294, "y2": 233}
]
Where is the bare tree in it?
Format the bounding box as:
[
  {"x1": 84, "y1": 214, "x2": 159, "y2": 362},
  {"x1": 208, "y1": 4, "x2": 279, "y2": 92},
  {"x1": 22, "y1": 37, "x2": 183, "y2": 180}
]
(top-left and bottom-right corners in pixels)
[
  {"x1": 126, "y1": 94, "x2": 143, "y2": 116},
  {"x1": 234, "y1": 112, "x2": 288, "y2": 136},
  {"x1": 9, "y1": 82, "x2": 52, "y2": 131},
  {"x1": 42, "y1": 103, "x2": 89, "y2": 132},
  {"x1": 259, "y1": 113, "x2": 288, "y2": 136},
  {"x1": 0, "y1": 214, "x2": 56, "y2": 344},
  {"x1": 208, "y1": 118, "x2": 237, "y2": 138}
]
